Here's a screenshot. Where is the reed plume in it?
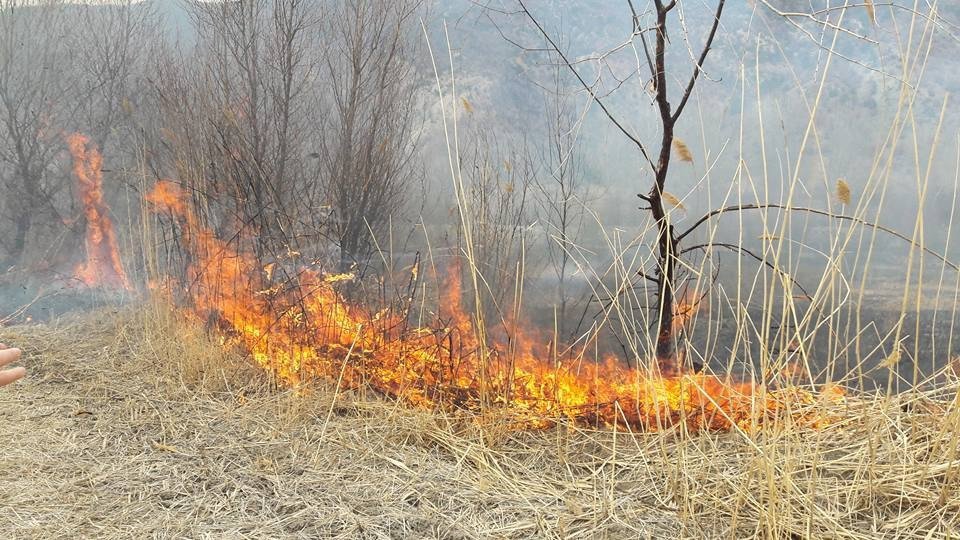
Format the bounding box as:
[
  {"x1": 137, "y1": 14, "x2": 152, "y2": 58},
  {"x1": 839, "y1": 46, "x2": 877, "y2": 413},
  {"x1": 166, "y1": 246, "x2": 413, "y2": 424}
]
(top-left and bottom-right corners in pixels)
[{"x1": 672, "y1": 138, "x2": 694, "y2": 163}]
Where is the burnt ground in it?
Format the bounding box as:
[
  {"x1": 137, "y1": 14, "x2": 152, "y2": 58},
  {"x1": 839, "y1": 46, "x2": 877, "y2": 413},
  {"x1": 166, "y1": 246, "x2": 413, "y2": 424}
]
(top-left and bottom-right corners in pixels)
[{"x1": 0, "y1": 279, "x2": 134, "y2": 326}]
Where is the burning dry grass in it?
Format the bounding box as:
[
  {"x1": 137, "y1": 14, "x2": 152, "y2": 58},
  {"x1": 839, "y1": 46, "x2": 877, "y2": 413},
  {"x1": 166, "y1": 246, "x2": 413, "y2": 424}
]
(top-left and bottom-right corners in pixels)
[
  {"x1": 1, "y1": 306, "x2": 958, "y2": 539},
  {"x1": 143, "y1": 180, "x2": 849, "y2": 434}
]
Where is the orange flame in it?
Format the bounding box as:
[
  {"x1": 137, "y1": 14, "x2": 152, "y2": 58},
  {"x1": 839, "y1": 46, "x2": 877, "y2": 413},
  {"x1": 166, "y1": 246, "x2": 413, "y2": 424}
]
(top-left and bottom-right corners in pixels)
[
  {"x1": 147, "y1": 181, "x2": 841, "y2": 432},
  {"x1": 66, "y1": 133, "x2": 130, "y2": 290}
]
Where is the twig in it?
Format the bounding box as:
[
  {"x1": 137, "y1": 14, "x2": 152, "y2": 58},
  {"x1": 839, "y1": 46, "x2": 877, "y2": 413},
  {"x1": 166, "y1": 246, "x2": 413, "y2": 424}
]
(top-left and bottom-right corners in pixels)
[
  {"x1": 672, "y1": 0, "x2": 725, "y2": 122},
  {"x1": 680, "y1": 241, "x2": 814, "y2": 299},
  {"x1": 516, "y1": 0, "x2": 656, "y2": 172},
  {"x1": 676, "y1": 202, "x2": 959, "y2": 271}
]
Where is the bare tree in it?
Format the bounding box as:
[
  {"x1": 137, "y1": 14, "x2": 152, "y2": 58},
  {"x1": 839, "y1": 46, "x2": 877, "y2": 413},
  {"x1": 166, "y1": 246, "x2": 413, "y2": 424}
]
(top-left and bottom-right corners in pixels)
[
  {"x1": 162, "y1": 0, "x2": 323, "y2": 260},
  {"x1": 145, "y1": 0, "x2": 425, "y2": 290},
  {"x1": 71, "y1": 0, "x2": 155, "y2": 154},
  {"x1": 320, "y1": 0, "x2": 423, "y2": 275},
  {"x1": 0, "y1": 0, "x2": 74, "y2": 267},
  {"x1": 510, "y1": 0, "x2": 725, "y2": 371},
  {"x1": 534, "y1": 54, "x2": 588, "y2": 339}
]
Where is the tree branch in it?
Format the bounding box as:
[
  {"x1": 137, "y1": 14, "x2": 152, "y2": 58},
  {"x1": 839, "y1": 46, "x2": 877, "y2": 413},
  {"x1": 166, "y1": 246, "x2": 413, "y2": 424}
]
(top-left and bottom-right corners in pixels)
[
  {"x1": 626, "y1": 0, "x2": 657, "y2": 84},
  {"x1": 681, "y1": 241, "x2": 814, "y2": 299},
  {"x1": 672, "y1": 0, "x2": 724, "y2": 123},
  {"x1": 676, "y1": 203, "x2": 959, "y2": 271},
  {"x1": 516, "y1": 0, "x2": 656, "y2": 172}
]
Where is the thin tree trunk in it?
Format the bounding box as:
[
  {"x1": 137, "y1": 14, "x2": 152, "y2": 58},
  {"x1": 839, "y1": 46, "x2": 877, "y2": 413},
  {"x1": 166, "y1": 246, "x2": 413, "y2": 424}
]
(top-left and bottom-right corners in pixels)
[{"x1": 650, "y1": 2, "x2": 678, "y2": 370}]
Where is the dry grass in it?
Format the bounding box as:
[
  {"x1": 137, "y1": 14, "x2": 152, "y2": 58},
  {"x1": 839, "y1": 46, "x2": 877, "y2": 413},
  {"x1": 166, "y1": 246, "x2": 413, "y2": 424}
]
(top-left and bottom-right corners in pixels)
[{"x1": 0, "y1": 304, "x2": 958, "y2": 539}]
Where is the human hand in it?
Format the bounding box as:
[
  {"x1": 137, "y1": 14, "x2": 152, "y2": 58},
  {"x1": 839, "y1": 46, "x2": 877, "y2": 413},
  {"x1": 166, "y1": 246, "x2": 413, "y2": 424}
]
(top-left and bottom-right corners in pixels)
[{"x1": 0, "y1": 344, "x2": 25, "y2": 387}]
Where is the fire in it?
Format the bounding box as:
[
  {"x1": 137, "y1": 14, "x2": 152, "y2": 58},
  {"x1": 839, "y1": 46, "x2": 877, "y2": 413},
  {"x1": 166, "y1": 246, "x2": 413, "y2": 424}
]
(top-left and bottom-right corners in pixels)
[
  {"x1": 66, "y1": 133, "x2": 131, "y2": 290},
  {"x1": 147, "y1": 180, "x2": 841, "y2": 432}
]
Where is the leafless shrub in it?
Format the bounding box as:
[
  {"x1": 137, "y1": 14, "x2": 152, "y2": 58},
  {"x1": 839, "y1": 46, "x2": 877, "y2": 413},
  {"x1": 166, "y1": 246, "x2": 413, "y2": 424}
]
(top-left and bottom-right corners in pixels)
[{"x1": 319, "y1": 0, "x2": 424, "y2": 276}]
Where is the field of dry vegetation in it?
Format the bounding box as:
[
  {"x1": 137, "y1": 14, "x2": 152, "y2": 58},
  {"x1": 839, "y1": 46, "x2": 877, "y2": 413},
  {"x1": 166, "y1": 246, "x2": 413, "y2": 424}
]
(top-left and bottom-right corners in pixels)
[
  {"x1": 0, "y1": 304, "x2": 957, "y2": 539},
  {"x1": 3, "y1": 1, "x2": 960, "y2": 538}
]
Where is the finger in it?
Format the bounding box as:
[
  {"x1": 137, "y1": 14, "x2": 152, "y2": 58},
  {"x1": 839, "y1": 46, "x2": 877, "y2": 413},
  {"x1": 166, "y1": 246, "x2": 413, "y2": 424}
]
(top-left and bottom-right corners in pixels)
[
  {"x1": 0, "y1": 343, "x2": 7, "y2": 349},
  {"x1": 0, "y1": 366, "x2": 25, "y2": 387},
  {"x1": 0, "y1": 348, "x2": 21, "y2": 368}
]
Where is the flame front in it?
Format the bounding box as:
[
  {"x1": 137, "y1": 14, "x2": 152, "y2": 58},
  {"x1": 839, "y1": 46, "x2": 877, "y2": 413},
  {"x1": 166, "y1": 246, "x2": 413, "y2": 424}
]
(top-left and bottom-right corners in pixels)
[
  {"x1": 66, "y1": 133, "x2": 130, "y2": 290},
  {"x1": 148, "y1": 180, "x2": 837, "y2": 432}
]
